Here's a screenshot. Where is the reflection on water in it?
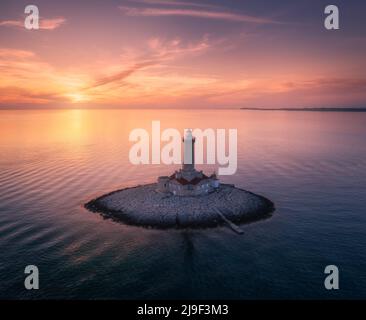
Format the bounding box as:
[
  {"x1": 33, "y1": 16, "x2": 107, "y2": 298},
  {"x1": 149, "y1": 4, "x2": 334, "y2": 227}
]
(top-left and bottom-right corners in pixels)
[{"x1": 0, "y1": 109, "x2": 366, "y2": 299}]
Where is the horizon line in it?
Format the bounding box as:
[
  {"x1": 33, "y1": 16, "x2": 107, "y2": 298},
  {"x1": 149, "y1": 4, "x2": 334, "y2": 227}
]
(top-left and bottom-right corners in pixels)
[{"x1": 1, "y1": 106, "x2": 366, "y2": 111}]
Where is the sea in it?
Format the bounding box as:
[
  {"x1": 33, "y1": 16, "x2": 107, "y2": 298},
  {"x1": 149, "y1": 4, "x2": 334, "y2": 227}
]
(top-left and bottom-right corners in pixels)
[{"x1": 0, "y1": 109, "x2": 365, "y2": 299}]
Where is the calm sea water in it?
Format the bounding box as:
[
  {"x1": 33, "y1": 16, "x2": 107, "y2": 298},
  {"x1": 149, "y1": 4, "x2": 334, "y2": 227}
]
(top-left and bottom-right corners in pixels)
[{"x1": 0, "y1": 109, "x2": 365, "y2": 299}]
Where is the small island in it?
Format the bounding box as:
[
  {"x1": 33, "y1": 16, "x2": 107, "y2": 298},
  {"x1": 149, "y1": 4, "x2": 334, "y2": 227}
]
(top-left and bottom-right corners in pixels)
[{"x1": 85, "y1": 130, "x2": 274, "y2": 230}]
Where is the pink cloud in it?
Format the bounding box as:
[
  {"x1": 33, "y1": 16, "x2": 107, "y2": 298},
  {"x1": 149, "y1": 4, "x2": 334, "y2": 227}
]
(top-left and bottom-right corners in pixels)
[
  {"x1": 127, "y1": 0, "x2": 221, "y2": 9},
  {"x1": 0, "y1": 17, "x2": 66, "y2": 30},
  {"x1": 86, "y1": 36, "x2": 211, "y2": 90},
  {"x1": 0, "y1": 20, "x2": 23, "y2": 28},
  {"x1": 119, "y1": 6, "x2": 279, "y2": 24},
  {"x1": 39, "y1": 18, "x2": 66, "y2": 30},
  {"x1": 87, "y1": 60, "x2": 159, "y2": 89},
  {"x1": 0, "y1": 48, "x2": 35, "y2": 59}
]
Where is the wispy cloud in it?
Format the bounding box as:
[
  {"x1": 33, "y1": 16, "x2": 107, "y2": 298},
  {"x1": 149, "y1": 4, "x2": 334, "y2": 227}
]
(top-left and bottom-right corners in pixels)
[
  {"x1": 38, "y1": 18, "x2": 66, "y2": 30},
  {"x1": 86, "y1": 36, "x2": 210, "y2": 90},
  {"x1": 0, "y1": 36, "x2": 214, "y2": 106},
  {"x1": 126, "y1": 0, "x2": 221, "y2": 9},
  {"x1": 86, "y1": 60, "x2": 159, "y2": 90},
  {"x1": 0, "y1": 48, "x2": 35, "y2": 58},
  {"x1": 1, "y1": 40, "x2": 365, "y2": 108},
  {"x1": 0, "y1": 17, "x2": 66, "y2": 30},
  {"x1": 0, "y1": 48, "x2": 88, "y2": 105},
  {"x1": 0, "y1": 20, "x2": 23, "y2": 28},
  {"x1": 119, "y1": 6, "x2": 279, "y2": 24},
  {"x1": 276, "y1": 78, "x2": 366, "y2": 94}
]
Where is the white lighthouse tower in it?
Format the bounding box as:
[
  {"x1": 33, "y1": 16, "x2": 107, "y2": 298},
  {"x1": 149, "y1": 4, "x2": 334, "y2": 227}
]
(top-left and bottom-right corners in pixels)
[
  {"x1": 183, "y1": 129, "x2": 195, "y2": 170},
  {"x1": 156, "y1": 128, "x2": 219, "y2": 196},
  {"x1": 181, "y1": 129, "x2": 197, "y2": 181}
]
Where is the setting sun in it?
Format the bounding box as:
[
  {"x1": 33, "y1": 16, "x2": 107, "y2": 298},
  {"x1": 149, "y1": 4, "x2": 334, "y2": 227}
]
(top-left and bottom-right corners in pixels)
[{"x1": 65, "y1": 93, "x2": 90, "y2": 103}]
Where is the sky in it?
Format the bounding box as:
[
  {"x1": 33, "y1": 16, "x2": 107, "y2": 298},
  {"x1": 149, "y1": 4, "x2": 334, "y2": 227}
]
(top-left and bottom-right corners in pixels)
[{"x1": 0, "y1": 0, "x2": 366, "y2": 109}]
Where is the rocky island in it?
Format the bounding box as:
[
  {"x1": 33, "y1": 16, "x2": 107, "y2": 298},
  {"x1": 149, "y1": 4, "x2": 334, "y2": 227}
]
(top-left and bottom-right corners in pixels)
[{"x1": 85, "y1": 130, "x2": 274, "y2": 230}]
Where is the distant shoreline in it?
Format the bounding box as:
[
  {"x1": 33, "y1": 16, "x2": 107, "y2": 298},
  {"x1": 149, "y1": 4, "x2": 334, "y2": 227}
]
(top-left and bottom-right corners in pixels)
[{"x1": 240, "y1": 107, "x2": 366, "y2": 112}]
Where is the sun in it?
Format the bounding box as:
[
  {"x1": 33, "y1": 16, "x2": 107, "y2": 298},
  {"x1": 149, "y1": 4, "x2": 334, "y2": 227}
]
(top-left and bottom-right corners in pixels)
[{"x1": 65, "y1": 93, "x2": 89, "y2": 103}]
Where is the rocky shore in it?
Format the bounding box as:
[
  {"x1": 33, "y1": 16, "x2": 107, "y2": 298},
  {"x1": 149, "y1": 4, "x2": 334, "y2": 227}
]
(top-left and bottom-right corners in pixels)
[{"x1": 85, "y1": 183, "x2": 274, "y2": 229}]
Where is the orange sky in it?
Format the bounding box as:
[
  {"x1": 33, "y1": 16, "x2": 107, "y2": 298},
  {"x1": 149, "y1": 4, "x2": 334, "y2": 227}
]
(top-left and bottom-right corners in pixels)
[{"x1": 0, "y1": 0, "x2": 366, "y2": 108}]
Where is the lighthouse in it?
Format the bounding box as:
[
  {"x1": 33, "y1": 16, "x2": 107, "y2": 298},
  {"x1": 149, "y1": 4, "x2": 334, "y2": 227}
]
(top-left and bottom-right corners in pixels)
[
  {"x1": 183, "y1": 129, "x2": 195, "y2": 172},
  {"x1": 156, "y1": 128, "x2": 219, "y2": 196}
]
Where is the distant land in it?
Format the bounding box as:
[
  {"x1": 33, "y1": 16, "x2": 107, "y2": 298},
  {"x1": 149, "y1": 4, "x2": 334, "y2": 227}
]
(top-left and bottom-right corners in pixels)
[{"x1": 240, "y1": 107, "x2": 366, "y2": 112}]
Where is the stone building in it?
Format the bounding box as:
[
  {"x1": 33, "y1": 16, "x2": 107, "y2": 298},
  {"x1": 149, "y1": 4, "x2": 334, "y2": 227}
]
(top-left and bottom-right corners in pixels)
[{"x1": 157, "y1": 129, "x2": 219, "y2": 196}]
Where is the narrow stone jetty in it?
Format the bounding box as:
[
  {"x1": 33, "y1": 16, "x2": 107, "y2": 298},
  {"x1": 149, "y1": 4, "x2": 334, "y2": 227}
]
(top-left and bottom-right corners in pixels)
[{"x1": 214, "y1": 208, "x2": 244, "y2": 234}]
